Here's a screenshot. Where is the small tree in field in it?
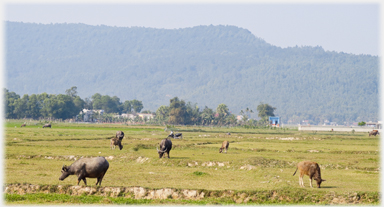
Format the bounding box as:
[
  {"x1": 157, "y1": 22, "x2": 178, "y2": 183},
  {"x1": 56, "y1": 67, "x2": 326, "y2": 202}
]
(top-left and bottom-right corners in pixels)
[{"x1": 358, "y1": 121, "x2": 366, "y2": 126}]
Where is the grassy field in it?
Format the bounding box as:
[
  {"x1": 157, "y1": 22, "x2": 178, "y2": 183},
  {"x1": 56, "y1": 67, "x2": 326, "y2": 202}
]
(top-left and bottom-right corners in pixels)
[{"x1": 3, "y1": 120, "x2": 380, "y2": 204}]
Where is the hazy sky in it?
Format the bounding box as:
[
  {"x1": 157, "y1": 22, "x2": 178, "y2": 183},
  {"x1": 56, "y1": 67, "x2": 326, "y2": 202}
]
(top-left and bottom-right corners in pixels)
[{"x1": 3, "y1": 1, "x2": 381, "y2": 56}]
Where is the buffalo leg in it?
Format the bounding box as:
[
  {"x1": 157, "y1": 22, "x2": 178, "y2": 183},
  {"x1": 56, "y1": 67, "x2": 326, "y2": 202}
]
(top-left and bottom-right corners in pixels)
[
  {"x1": 96, "y1": 173, "x2": 106, "y2": 185},
  {"x1": 83, "y1": 178, "x2": 87, "y2": 185},
  {"x1": 78, "y1": 174, "x2": 87, "y2": 185}
]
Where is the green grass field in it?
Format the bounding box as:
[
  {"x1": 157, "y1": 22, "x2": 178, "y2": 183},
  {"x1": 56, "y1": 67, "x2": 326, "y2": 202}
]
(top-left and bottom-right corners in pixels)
[{"x1": 4, "y1": 120, "x2": 380, "y2": 204}]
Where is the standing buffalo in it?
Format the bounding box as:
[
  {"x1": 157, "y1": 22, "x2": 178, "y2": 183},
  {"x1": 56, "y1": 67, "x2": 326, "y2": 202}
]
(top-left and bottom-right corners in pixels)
[
  {"x1": 168, "y1": 133, "x2": 183, "y2": 139},
  {"x1": 219, "y1": 141, "x2": 229, "y2": 153},
  {"x1": 157, "y1": 138, "x2": 172, "y2": 158},
  {"x1": 59, "y1": 156, "x2": 109, "y2": 186},
  {"x1": 116, "y1": 131, "x2": 124, "y2": 140},
  {"x1": 42, "y1": 123, "x2": 51, "y2": 128},
  {"x1": 369, "y1": 130, "x2": 379, "y2": 136},
  {"x1": 168, "y1": 131, "x2": 182, "y2": 139},
  {"x1": 293, "y1": 161, "x2": 325, "y2": 188}
]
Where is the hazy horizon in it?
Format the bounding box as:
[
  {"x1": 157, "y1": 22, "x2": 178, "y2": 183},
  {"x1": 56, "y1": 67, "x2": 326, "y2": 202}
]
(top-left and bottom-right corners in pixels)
[{"x1": 4, "y1": 3, "x2": 380, "y2": 56}]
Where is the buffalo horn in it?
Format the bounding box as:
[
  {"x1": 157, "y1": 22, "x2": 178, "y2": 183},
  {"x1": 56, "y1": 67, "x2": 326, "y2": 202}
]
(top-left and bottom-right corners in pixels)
[
  {"x1": 160, "y1": 148, "x2": 167, "y2": 153},
  {"x1": 157, "y1": 147, "x2": 167, "y2": 153}
]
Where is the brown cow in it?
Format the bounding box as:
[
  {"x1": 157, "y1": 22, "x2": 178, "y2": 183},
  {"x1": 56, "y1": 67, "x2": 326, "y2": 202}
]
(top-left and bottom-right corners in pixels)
[
  {"x1": 21, "y1": 123, "x2": 26, "y2": 127},
  {"x1": 219, "y1": 141, "x2": 229, "y2": 153},
  {"x1": 369, "y1": 130, "x2": 379, "y2": 136},
  {"x1": 293, "y1": 161, "x2": 326, "y2": 188},
  {"x1": 110, "y1": 138, "x2": 123, "y2": 150}
]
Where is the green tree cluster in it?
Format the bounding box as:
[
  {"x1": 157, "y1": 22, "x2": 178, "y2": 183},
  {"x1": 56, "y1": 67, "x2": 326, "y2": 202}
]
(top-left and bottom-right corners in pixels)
[
  {"x1": 4, "y1": 88, "x2": 82, "y2": 120},
  {"x1": 4, "y1": 87, "x2": 144, "y2": 120},
  {"x1": 155, "y1": 96, "x2": 255, "y2": 126}
]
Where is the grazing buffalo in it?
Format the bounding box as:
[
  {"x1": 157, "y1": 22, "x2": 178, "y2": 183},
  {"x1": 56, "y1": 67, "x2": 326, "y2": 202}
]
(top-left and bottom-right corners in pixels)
[
  {"x1": 110, "y1": 138, "x2": 123, "y2": 150},
  {"x1": 42, "y1": 123, "x2": 51, "y2": 128},
  {"x1": 168, "y1": 133, "x2": 183, "y2": 139},
  {"x1": 219, "y1": 141, "x2": 229, "y2": 153},
  {"x1": 157, "y1": 138, "x2": 172, "y2": 158},
  {"x1": 21, "y1": 123, "x2": 26, "y2": 127},
  {"x1": 369, "y1": 130, "x2": 379, "y2": 136},
  {"x1": 59, "y1": 156, "x2": 109, "y2": 186},
  {"x1": 116, "y1": 131, "x2": 124, "y2": 140},
  {"x1": 293, "y1": 161, "x2": 325, "y2": 188}
]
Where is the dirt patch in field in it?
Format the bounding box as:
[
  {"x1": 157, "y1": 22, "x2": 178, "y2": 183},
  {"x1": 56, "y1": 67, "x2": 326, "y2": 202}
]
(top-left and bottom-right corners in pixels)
[
  {"x1": 136, "y1": 156, "x2": 150, "y2": 163},
  {"x1": 239, "y1": 164, "x2": 257, "y2": 170},
  {"x1": 248, "y1": 157, "x2": 295, "y2": 168},
  {"x1": 4, "y1": 183, "x2": 379, "y2": 204},
  {"x1": 141, "y1": 138, "x2": 152, "y2": 141},
  {"x1": 187, "y1": 161, "x2": 229, "y2": 168}
]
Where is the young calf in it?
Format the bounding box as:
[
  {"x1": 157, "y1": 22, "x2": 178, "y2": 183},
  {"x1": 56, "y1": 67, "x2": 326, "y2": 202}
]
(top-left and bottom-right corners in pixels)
[
  {"x1": 110, "y1": 138, "x2": 123, "y2": 150},
  {"x1": 219, "y1": 141, "x2": 229, "y2": 153},
  {"x1": 293, "y1": 161, "x2": 326, "y2": 188}
]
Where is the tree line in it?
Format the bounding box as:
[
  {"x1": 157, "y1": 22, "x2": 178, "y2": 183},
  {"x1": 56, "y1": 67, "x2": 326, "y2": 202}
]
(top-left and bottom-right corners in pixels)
[
  {"x1": 4, "y1": 87, "x2": 276, "y2": 126},
  {"x1": 4, "y1": 87, "x2": 143, "y2": 120},
  {"x1": 155, "y1": 97, "x2": 275, "y2": 126}
]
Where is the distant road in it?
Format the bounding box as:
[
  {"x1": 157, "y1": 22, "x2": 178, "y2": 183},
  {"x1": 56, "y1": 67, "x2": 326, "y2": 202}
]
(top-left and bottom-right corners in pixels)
[{"x1": 298, "y1": 125, "x2": 379, "y2": 133}]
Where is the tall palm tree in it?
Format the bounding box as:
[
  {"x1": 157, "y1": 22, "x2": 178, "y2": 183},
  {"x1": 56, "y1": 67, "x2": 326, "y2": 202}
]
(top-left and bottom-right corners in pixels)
[
  {"x1": 216, "y1": 104, "x2": 229, "y2": 126},
  {"x1": 201, "y1": 106, "x2": 214, "y2": 125}
]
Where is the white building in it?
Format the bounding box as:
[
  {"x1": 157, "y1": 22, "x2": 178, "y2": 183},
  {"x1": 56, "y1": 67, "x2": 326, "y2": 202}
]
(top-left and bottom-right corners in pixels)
[
  {"x1": 81, "y1": 109, "x2": 104, "y2": 122},
  {"x1": 137, "y1": 113, "x2": 155, "y2": 120}
]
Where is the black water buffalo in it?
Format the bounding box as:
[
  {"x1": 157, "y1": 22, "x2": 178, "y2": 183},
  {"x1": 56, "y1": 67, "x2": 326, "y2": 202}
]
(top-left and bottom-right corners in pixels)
[
  {"x1": 116, "y1": 131, "x2": 124, "y2": 140},
  {"x1": 59, "y1": 156, "x2": 109, "y2": 186},
  {"x1": 168, "y1": 133, "x2": 183, "y2": 139},
  {"x1": 369, "y1": 130, "x2": 379, "y2": 136},
  {"x1": 42, "y1": 123, "x2": 51, "y2": 128},
  {"x1": 157, "y1": 138, "x2": 172, "y2": 158}
]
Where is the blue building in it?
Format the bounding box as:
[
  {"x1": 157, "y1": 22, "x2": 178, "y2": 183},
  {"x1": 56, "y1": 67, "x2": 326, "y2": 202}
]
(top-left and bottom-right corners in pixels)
[{"x1": 269, "y1": 116, "x2": 280, "y2": 126}]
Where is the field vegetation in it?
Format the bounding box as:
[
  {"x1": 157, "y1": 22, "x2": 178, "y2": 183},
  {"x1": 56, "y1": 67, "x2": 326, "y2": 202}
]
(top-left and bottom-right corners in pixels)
[{"x1": 4, "y1": 120, "x2": 380, "y2": 204}]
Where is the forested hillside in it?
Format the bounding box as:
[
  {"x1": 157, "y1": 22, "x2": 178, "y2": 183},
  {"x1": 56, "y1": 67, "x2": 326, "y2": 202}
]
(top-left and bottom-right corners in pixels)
[{"x1": 5, "y1": 21, "x2": 379, "y2": 124}]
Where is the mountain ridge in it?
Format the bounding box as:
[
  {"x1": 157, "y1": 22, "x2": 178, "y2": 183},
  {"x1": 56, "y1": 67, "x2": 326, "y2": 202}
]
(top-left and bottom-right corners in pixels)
[{"x1": 5, "y1": 21, "x2": 379, "y2": 123}]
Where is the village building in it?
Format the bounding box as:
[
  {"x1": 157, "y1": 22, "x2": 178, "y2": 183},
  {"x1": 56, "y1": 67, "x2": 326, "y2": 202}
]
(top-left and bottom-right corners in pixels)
[{"x1": 80, "y1": 109, "x2": 104, "y2": 122}]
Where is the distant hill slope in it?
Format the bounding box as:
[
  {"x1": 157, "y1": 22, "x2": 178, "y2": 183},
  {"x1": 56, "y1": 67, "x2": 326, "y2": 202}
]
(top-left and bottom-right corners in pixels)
[{"x1": 5, "y1": 21, "x2": 379, "y2": 123}]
